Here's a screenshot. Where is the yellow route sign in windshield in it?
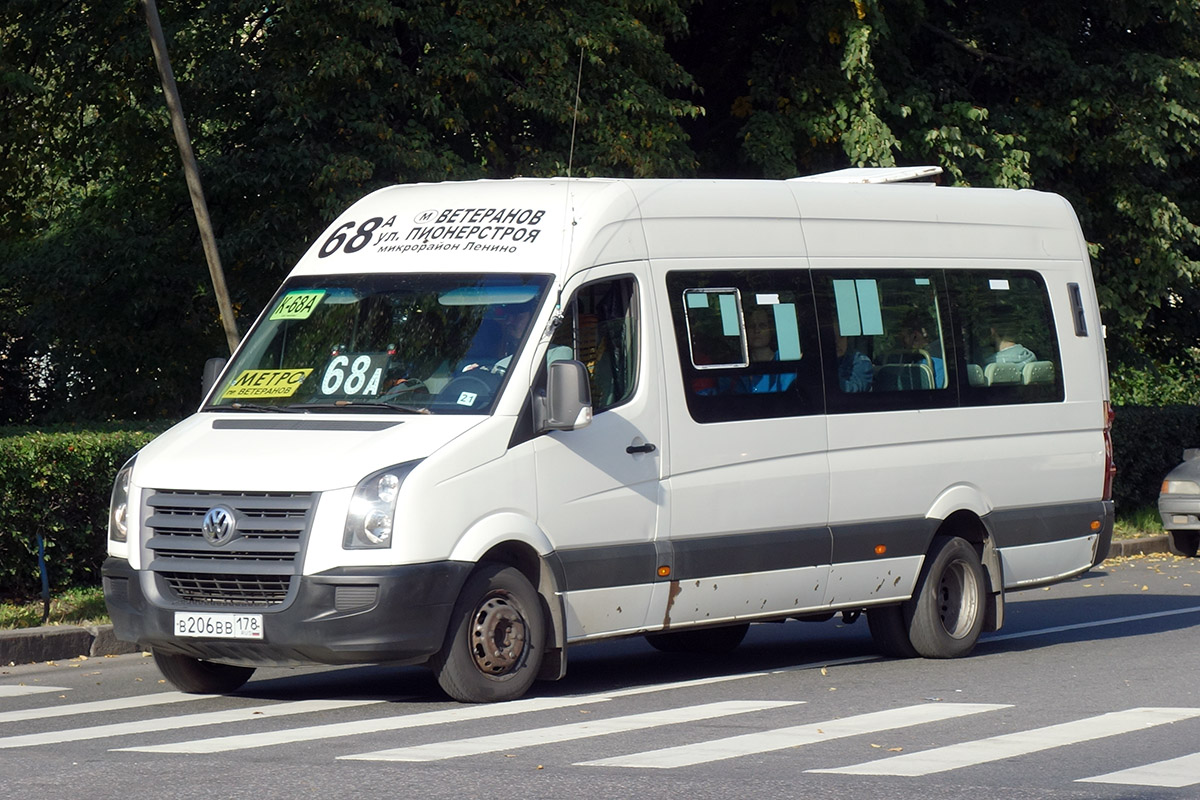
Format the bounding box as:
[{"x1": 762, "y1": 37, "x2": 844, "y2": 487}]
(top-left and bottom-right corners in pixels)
[
  {"x1": 270, "y1": 291, "x2": 325, "y2": 320},
  {"x1": 222, "y1": 369, "x2": 313, "y2": 399}
]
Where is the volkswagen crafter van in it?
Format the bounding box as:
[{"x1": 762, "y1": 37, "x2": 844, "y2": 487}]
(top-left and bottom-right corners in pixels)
[{"x1": 103, "y1": 168, "x2": 1115, "y2": 702}]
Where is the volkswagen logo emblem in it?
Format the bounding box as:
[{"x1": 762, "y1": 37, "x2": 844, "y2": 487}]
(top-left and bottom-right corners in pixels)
[{"x1": 201, "y1": 505, "x2": 237, "y2": 546}]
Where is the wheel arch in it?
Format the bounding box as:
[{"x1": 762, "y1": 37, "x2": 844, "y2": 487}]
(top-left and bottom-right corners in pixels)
[
  {"x1": 932, "y1": 508, "x2": 1005, "y2": 632},
  {"x1": 447, "y1": 513, "x2": 568, "y2": 681}
]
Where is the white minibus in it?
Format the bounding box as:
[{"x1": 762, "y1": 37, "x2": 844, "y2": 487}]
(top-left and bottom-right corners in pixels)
[{"x1": 103, "y1": 169, "x2": 1115, "y2": 702}]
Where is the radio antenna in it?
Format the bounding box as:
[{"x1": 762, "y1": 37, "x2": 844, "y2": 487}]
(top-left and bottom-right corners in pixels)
[
  {"x1": 554, "y1": 47, "x2": 586, "y2": 340},
  {"x1": 566, "y1": 47, "x2": 584, "y2": 178}
]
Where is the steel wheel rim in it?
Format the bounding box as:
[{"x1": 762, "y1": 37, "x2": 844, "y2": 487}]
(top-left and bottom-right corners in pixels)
[
  {"x1": 937, "y1": 559, "x2": 980, "y2": 639},
  {"x1": 468, "y1": 591, "x2": 527, "y2": 675}
]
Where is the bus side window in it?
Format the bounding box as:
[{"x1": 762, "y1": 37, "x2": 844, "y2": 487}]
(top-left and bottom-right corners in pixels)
[
  {"x1": 949, "y1": 272, "x2": 1063, "y2": 404},
  {"x1": 818, "y1": 271, "x2": 953, "y2": 409},
  {"x1": 667, "y1": 270, "x2": 820, "y2": 423}
]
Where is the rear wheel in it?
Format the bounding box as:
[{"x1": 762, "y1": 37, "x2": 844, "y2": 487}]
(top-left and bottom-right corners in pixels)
[
  {"x1": 1167, "y1": 530, "x2": 1199, "y2": 557},
  {"x1": 907, "y1": 536, "x2": 987, "y2": 658},
  {"x1": 866, "y1": 605, "x2": 919, "y2": 658},
  {"x1": 644, "y1": 623, "x2": 750, "y2": 654},
  {"x1": 867, "y1": 535, "x2": 986, "y2": 660},
  {"x1": 151, "y1": 649, "x2": 255, "y2": 694},
  {"x1": 431, "y1": 563, "x2": 545, "y2": 703}
]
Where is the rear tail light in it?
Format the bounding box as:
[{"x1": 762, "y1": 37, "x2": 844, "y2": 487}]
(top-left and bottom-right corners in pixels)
[{"x1": 1102, "y1": 402, "x2": 1116, "y2": 501}]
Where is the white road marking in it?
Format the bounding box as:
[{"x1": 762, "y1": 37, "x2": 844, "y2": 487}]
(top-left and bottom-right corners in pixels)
[
  {"x1": 117, "y1": 657, "x2": 867, "y2": 754},
  {"x1": 1079, "y1": 752, "x2": 1200, "y2": 788},
  {"x1": 0, "y1": 691, "x2": 206, "y2": 724},
  {"x1": 983, "y1": 605, "x2": 1200, "y2": 644},
  {"x1": 580, "y1": 702, "x2": 1008, "y2": 769},
  {"x1": 813, "y1": 707, "x2": 1200, "y2": 776},
  {"x1": 0, "y1": 685, "x2": 70, "y2": 699},
  {"x1": 0, "y1": 698, "x2": 383, "y2": 749},
  {"x1": 119, "y1": 695, "x2": 613, "y2": 754},
  {"x1": 342, "y1": 700, "x2": 800, "y2": 762}
]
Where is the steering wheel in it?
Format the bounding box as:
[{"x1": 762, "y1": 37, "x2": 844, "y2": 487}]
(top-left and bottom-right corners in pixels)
[{"x1": 433, "y1": 371, "x2": 502, "y2": 411}]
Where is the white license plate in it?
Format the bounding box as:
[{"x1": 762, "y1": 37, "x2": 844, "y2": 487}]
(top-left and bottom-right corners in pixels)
[{"x1": 174, "y1": 612, "x2": 264, "y2": 640}]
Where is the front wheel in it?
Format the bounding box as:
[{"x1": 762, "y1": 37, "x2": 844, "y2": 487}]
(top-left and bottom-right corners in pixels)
[
  {"x1": 151, "y1": 649, "x2": 255, "y2": 694},
  {"x1": 431, "y1": 563, "x2": 545, "y2": 703},
  {"x1": 1167, "y1": 530, "x2": 1199, "y2": 558}
]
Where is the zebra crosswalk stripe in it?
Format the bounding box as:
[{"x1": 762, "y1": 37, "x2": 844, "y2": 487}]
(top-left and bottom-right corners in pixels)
[
  {"x1": 118, "y1": 694, "x2": 612, "y2": 754},
  {"x1": 118, "y1": 666, "x2": 845, "y2": 755},
  {"x1": 340, "y1": 700, "x2": 801, "y2": 763},
  {"x1": 0, "y1": 698, "x2": 383, "y2": 750},
  {"x1": 0, "y1": 686, "x2": 70, "y2": 699},
  {"x1": 812, "y1": 707, "x2": 1200, "y2": 776},
  {"x1": 0, "y1": 691, "x2": 207, "y2": 725},
  {"x1": 579, "y1": 702, "x2": 1009, "y2": 769},
  {"x1": 1078, "y1": 751, "x2": 1200, "y2": 788}
]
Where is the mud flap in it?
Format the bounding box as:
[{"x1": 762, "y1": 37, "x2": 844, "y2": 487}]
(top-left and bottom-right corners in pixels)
[
  {"x1": 981, "y1": 539, "x2": 1005, "y2": 633},
  {"x1": 536, "y1": 554, "x2": 568, "y2": 681}
]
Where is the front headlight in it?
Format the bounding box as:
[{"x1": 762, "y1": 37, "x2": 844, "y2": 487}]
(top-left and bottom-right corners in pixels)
[
  {"x1": 1162, "y1": 479, "x2": 1200, "y2": 495},
  {"x1": 344, "y1": 462, "x2": 420, "y2": 549},
  {"x1": 109, "y1": 457, "x2": 136, "y2": 543}
]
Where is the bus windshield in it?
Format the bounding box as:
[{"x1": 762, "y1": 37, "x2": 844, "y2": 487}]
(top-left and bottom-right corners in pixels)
[{"x1": 206, "y1": 272, "x2": 553, "y2": 414}]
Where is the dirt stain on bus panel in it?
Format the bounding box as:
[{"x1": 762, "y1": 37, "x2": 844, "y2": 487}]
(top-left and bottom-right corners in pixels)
[{"x1": 662, "y1": 579, "x2": 682, "y2": 627}]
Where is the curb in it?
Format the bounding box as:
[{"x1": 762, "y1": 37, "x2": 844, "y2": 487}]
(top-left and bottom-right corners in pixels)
[
  {"x1": 1, "y1": 624, "x2": 141, "y2": 667},
  {"x1": 0, "y1": 537, "x2": 1178, "y2": 666},
  {"x1": 1105, "y1": 534, "x2": 1171, "y2": 558}
]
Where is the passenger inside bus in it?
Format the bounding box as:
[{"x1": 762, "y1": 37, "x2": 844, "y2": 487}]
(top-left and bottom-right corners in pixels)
[
  {"x1": 986, "y1": 317, "x2": 1037, "y2": 366},
  {"x1": 835, "y1": 320, "x2": 874, "y2": 393},
  {"x1": 899, "y1": 312, "x2": 946, "y2": 388},
  {"x1": 740, "y1": 307, "x2": 798, "y2": 394}
]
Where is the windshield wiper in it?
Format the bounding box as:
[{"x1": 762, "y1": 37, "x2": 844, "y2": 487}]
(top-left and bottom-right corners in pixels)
[
  {"x1": 208, "y1": 403, "x2": 303, "y2": 413},
  {"x1": 298, "y1": 400, "x2": 430, "y2": 415}
]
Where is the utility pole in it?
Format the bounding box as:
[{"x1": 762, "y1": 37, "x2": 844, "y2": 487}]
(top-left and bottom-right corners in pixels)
[{"x1": 141, "y1": 0, "x2": 240, "y2": 354}]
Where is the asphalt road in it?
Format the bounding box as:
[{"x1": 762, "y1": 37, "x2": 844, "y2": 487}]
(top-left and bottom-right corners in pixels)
[{"x1": 2, "y1": 551, "x2": 1198, "y2": 800}]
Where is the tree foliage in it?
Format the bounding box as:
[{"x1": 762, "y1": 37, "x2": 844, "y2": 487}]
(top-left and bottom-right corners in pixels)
[
  {"x1": 0, "y1": 0, "x2": 700, "y2": 422},
  {"x1": 677, "y1": 0, "x2": 1200, "y2": 368},
  {"x1": 1, "y1": 0, "x2": 1198, "y2": 423}
]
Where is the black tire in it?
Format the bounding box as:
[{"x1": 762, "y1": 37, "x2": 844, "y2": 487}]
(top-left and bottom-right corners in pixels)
[
  {"x1": 866, "y1": 604, "x2": 919, "y2": 658},
  {"x1": 644, "y1": 623, "x2": 750, "y2": 654},
  {"x1": 431, "y1": 563, "x2": 545, "y2": 703},
  {"x1": 151, "y1": 649, "x2": 255, "y2": 694},
  {"x1": 907, "y1": 535, "x2": 987, "y2": 658},
  {"x1": 866, "y1": 535, "x2": 986, "y2": 660},
  {"x1": 1167, "y1": 530, "x2": 1200, "y2": 558}
]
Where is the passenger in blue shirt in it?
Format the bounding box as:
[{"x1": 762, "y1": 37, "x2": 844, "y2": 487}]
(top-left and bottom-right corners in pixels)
[
  {"x1": 740, "y1": 308, "x2": 797, "y2": 393},
  {"x1": 835, "y1": 322, "x2": 873, "y2": 393},
  {"x1": 900, "y1": 315, "x2": 946, "y2": 388}
]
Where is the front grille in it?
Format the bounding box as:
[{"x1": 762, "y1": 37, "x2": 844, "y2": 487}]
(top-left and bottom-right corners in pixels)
[
  {"x1": 144, "y1": 490, "x2": 315, "y2": 607},
  {"x1": 161, "y1": 572, "x2": 292, "y2": 605}
]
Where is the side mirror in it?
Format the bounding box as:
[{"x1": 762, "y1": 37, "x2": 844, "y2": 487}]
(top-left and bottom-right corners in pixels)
[
  {"x1": 201, "y1": 357, "x2": 228, "y2": 400},
  {"x1": 536, "y1": 359, "x2": 593, "y2": 432}
]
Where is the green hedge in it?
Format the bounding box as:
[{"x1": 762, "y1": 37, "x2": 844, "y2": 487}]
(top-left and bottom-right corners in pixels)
[
  {"x1": 0, "y1": 424, "x2": 166, "y2": 600},
  {"x1": 0, "y1": 407, "x2": 1193, "y2": 601},
  {"x1": 1110, "y1": 404, "x2": 1200, "y2": 511}
]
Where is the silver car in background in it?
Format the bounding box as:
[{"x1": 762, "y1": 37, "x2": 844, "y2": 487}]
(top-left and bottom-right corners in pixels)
[{"x1": 1158, "y1": 449, "x2": 1200, "y2": 557}]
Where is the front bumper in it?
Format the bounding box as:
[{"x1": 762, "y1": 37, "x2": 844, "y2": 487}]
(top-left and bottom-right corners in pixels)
[
  {"x1": 102, "y1": 557, "x2": 472, "y2": 668},
  {"x1": 1159, "y1": 495, "x2": 1200, "y2": 532}
]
